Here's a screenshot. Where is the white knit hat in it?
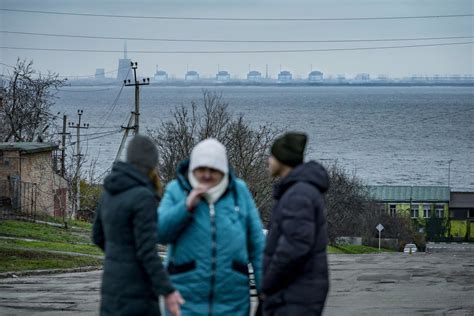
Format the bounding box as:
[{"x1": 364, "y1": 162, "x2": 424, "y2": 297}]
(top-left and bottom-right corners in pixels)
[{"x1": 189, "y1": 138, "x2": 229, "y2": 174}]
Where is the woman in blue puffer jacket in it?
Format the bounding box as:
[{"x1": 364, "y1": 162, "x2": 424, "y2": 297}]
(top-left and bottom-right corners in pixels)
[{"x1": 157, "y1": 138, "x2": 265, "y2": 316}]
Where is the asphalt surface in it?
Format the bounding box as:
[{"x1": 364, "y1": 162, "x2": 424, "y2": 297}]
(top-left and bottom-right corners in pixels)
[{"x1": 1, "y1": 252, "x2": 473, "y2": 315}]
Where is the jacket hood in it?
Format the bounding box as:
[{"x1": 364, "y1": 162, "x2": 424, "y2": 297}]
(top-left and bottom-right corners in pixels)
[
  {"x1": 176, "y1": 159, "x2": 237, "y2": 193},
  {"x1": 103, "y1": 161, "x2": 154, "y2": 195},
  {"x1": 273, "y1": 161, "x2": 329, "y2": 199}
]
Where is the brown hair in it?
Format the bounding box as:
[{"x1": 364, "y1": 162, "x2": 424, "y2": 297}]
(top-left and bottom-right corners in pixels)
[{"x1": 148, "y1": 168, "x2": 164, "y2": 197}]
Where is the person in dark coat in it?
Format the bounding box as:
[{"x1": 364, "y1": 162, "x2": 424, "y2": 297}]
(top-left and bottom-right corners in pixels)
[
  {"x1": 261, "y1": 132, "x2": 330, "y2": 316},
  {"x1": 92, "y1": 135, "x2": 184, "y2": 316}
]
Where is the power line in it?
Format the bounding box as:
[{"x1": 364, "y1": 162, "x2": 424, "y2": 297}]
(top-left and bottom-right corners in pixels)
[
  {"x1": 0, "y1": 61, "x2": 125, "y2": 79},
  {"x1": 58, "y1": 87, "x2": 119, "y2": 92},
  {"x1": 1, "y1": 41, "x2": 473, "y2": 54},
  {"x1": 2, "y1": 30, "x2": 473, "y2": 43},
  {"x1": 70, "y1": 129, "x2": 122, "y2": 137},
  {"x1": 97, "y1": 66, "x2": 132, "y2": 129},
  {"x1": 68, "y1": 130, "x2": 122, "y2": 146},
  {"x1": 1, "y1": 8, "x2": 472, "y2": 21},
  {"x1": 0, "y1": 62, "x2": 15, "y2": 69},
  {"x1": 57, "y1": 67, "x2": 125, "y2": 79}
]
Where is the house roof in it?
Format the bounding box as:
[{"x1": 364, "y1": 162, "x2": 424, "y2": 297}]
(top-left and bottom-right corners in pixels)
[
  {"x1": 0, "y1": 142, "x2": 58, "y2": 154},
  {"x1": 450, "y1": 192, "x2": 474, "y2": 208},
  {"x1": 367, "y1": 185, "x2": 450, "y2": 202}
]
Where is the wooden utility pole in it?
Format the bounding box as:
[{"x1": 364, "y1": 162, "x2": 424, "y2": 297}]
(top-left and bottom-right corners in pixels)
[
  {"x1": 125, "y1": 61, "x2": 149, "y2": 135},
  {"x1": 69, "y1": 110, "x2": 89, "y2": 217},
  {"x1": 116, "y1": 61, "x2": 149, "y2": 161},
  {"x1": 58, "y1": 114, "x2": 70, "y2": 177}
]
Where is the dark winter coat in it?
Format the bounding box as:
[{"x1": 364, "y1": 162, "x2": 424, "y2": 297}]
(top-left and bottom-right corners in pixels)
[
  {"x1": 92, "y1": 161, "x2": 175, "y2": 316},
  {"x1": 262, "y1": 161, "x2": 330, "y2": 316}
]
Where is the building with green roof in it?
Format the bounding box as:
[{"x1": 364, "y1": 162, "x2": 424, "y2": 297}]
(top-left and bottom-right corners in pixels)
[
  {"x1": 367, "y1": 185, "x2": 452, "y2": 241},
  {"x1": 368, "y1": 185, "x2": 474, "y2": 241}
]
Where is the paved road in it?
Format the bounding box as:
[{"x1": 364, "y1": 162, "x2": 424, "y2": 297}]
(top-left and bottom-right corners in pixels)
[
  {"x1": 325, "y1": 252, "x2": 474, "y2": 316},
  {"x1": 1, "y1": 252, "x2": 473, "y2": 315}
]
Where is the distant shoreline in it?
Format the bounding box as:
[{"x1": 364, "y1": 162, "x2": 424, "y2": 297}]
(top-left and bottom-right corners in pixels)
[{"x1": 63, "y1": 81, "x2": 474, "y2": 88}]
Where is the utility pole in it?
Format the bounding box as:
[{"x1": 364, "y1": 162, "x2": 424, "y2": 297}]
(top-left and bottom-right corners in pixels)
[
  {"x1": 124, "y1": 61, "x2": 149, "y2": 135},
  {"x1": 116, "y1": 62, "x2": 149, "y2": 161},
  {"x1": 69, "y1": 110, "x2": 89, "y2": 218},
  {"x1": 58, "y1": 114, "x2": 70, "y2": 177}
]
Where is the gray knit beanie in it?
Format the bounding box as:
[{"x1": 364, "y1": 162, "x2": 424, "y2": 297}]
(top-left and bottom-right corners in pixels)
[
  {"x1": 271, "y1": 132, "x2": 307, "y2": 167},
  {"x1": 126, "y1": 135, "x2": 158, "y2": 174}
]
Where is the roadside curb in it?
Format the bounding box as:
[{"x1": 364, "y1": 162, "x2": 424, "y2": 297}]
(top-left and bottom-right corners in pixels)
[{"x1": 0, "y1": 266, "x2": 103, "y2": 279}]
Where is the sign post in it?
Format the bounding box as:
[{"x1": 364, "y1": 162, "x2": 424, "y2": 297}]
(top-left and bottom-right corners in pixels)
[{"x1": 376, "y1": 224, "x2": 384, "y2": 253}]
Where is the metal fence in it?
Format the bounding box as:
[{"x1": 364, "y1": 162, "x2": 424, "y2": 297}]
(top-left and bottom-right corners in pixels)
[{"x1": 0, "y1": 179, "x2": 37, "y2": 220}]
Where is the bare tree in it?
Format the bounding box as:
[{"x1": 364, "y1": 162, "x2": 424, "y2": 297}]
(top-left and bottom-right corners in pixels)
[
  {"x1": 147, "y1": 90, "x2": 279, "y2": 222},
  {"x1": 325, "y1": 163, "x2": 373, "y2": 242},
  {"x1": 0, "y1": 59, "x2": 66, "y2": 142},
  {"x1": 325, "y1": 162, "x2": 418, "y2": 248}
]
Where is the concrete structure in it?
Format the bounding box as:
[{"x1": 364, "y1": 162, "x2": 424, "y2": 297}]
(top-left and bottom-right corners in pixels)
[
  {"x1": 0, "y1": 143, "x2": 69, "y2": 217},
  {"x1": 247, "y1": 70, "x2": 262, "y2": 81},
  {"x1": 216, "y1": 70, "x2": 230, "y2": 82},
  {"x1": 277, "y1": 70, "x2": 292, "y2": 82},
  {"x1": 354, "y1": 73, "x2": 370, "y2": 82},
  {"x1": 116, "y1": 43, "x2": 132, "y2": 82},
  {"x1": 94, "y1": 69, "x2": 105, "y2": 80},
  {"x1": 185, "y1": 70, "x2": 199, "y2": 81},
  {"x1": 308, "y1": 70, "x2": 323, "y2": 82},
  {"x1": 336, "y1": 74, "x2": 346, "y2": 82},
  {"x1": 154, "y1": 70, "x2": 168, "y2": 82}
]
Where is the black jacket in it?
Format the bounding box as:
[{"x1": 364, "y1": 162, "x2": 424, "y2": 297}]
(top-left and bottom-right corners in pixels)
[
  {"x1": 262, "y1": 161, "x2": 329, "y2": 312},
  {"x1": 92, "y1": 161, "x2": 175, "y2": 316}
]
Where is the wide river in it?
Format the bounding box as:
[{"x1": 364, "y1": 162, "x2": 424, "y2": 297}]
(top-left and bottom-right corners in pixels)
[{"x1": 53, "y1": 85, "x2": 474, "y2": 191}]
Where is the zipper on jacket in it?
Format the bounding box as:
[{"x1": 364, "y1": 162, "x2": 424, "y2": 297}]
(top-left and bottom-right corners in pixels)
[{"x1": 208, "y1": 203, "x2": 217, "y2": 316}]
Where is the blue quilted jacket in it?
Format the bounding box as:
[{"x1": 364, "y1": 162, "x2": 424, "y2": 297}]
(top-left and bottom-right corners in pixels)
[{"x1": 157, "y1": 160, "x2": 265, "y2": 316}]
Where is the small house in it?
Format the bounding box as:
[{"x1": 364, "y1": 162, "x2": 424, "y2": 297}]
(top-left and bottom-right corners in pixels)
[
  {"x1": 0, "y1": 143, "x2": 69, "y2": 218},
  {"x1": 449, "y1": 192, "x2": 474, "y2": 241}
]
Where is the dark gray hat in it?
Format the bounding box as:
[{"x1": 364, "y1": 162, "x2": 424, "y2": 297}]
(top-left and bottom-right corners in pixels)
[
  {"x1": 271, "y1": 132, "x2": 307, "y2": 167},
  {"x1": 126, "y1": 135, "x2": 158, "y2": 173}
]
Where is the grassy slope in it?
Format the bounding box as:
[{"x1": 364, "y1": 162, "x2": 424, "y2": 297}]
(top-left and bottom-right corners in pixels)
[
  {"x1": 328, "y1": 245, "x2": 394, "y2": 254},
  {"x1": 0, "y1": 248, "x2": 102, "y2": 273},
  {"x1": 0, "y1": 239, "x2": 103, "y2": 256},
  {"x1": 0, "y1": 220, "x2": 102, "y2": 273},
  {"x1": 0, "y1": 220, "x2": 89, "y2": 244}
]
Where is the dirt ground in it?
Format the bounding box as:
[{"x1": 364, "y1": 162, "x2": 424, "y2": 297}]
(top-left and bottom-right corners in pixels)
[{"x1": 1, "y1": 252, "x2": 473, "y2": 315}]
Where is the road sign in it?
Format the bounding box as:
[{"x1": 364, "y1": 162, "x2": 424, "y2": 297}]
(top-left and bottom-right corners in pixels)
[{"x1": 376, "y1": 224, "x2": 384, "y2": 253}]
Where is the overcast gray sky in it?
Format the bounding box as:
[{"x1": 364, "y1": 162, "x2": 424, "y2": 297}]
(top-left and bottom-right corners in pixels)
[{"x1": 1, "y1": 0, "x2": 473, "y2": 79}]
